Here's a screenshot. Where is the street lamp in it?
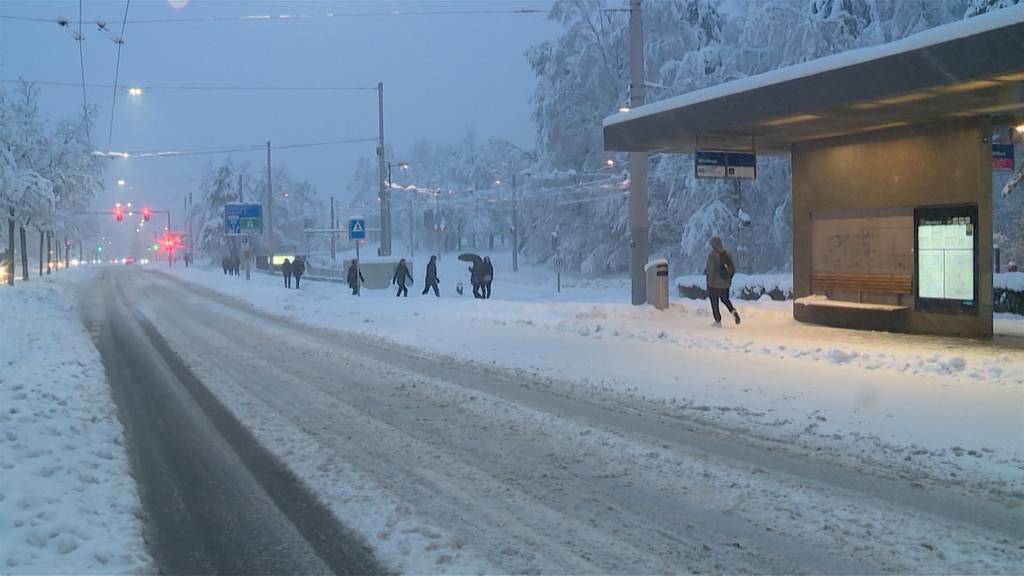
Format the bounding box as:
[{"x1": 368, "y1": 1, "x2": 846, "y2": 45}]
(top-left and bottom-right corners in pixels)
[
  {"x1": 117, "y1": 179, "x2": 126, "y2": 187},
  {"x1": 128, "y1": 87, "x2": 143, "y2": 97}
]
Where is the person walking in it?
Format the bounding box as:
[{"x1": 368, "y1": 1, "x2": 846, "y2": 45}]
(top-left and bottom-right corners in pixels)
[
  {"x1": 393, "y1": 258, "x2": 413, "y2": 297},
  {"x1": 470, "y1": 261, "x2": 483, "y2": 299},
  {"x1": 422, "y1": 255, "x2": 440, "y2": 297},
  {"x1": 347, "y1": 259, "x2": 365, "y2": 295},
  {"x1": 705, "y1": 235, "x2": 740, "y2": 326},
  {"x1": 481, "y1": 256, "x2": 494, "y2": 299},
  {"x1": 292, "y1": 255, "x2": 306, "y2": 289},
  {"x1": 281, "y1": 257, "x2": 293, "y2": 289},
  {"x1": 222, "y1": 256, "x2": 230, "y2": 275}
]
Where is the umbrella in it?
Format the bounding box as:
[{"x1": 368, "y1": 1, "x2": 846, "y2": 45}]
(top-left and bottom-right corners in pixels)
[{"x1": 457, "y1": 253, "x2": 483, "y2": 267}]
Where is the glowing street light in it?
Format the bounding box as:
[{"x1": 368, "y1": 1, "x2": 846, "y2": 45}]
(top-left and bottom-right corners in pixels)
[
  {"x1": 1016, "y1": 124, "x2": 1024, "y2": 134},
  {"x1": 117, "y1": 179, "x2": 126, "y2": 187},
  {"x1": 618, "y1": 106, "x2": 630, "y2": 113},
  {"x1": 606, "y1": 159, "x2": 615, "y2": 167},
  {"x1": 128, "y1": 87, "x2": 143, "y2": 97}
]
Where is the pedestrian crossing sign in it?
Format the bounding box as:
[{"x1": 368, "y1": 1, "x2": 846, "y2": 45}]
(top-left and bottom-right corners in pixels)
[{"x1": 349, "y1": 218, "x2": 366, "y2": 240}]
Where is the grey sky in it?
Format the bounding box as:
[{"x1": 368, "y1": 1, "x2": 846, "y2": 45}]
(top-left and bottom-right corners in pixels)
[{"x1": 0, "y1": 0, "x2": 561, "y2": 214}]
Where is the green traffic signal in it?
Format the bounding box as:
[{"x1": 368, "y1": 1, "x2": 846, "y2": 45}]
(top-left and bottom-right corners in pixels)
[{"x1": 97, "y1": 245, "x2": 103, "y2": 252}]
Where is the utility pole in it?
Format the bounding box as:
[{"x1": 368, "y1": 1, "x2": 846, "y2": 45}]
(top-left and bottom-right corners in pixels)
[
  {"x1": 377, "y1": 81, "x2": 391, "y2": 256},
  {"x1": 628, "y1": 0, "x2": 649, "y2": 305},
  {"x1": 409, "y1": 191, "x2": 415, "y2": 258},
  {"x1": 330, "y1": 195, "x2": 336, "y2": 262},
  {"x1": 511, "y1": 174, "x2": 519, "y2": 272},
  {"x1": 266, "y1": 141, "x2": 274, "y2": 263}
]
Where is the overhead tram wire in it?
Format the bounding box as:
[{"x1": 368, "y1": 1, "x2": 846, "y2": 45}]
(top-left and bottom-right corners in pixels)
[
  {"x1": 0, "y1": 78, "x2": 376, "y2": 92},
  {"x1": 107, "y1": 0, "x2": 130, "y2": 148},
  {"x1": 93, "y1": 136, "x2": 378, "y2": 159},
  {"x1": 0, "y1": 5, "x2": 558, "y2": 26},
  {"x1": 76, "y1": 0, "x2": 89, "y2": 141}
]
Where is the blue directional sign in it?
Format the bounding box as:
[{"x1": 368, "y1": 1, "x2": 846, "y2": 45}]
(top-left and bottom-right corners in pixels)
[
  {"x1": 695, "y1": 149, "x2": 756, "y2": 179},
  {"x1": 224, "y1": 203, "x2": 263, "y2": 235},
  {"x1": 348, "y1": 218, "x2": 366, "y2": 240}
]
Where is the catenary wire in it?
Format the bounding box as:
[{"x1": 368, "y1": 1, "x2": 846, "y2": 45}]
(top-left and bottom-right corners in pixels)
[{"x1": 107, "y1": 0, "x2": 130, "y2": 148}]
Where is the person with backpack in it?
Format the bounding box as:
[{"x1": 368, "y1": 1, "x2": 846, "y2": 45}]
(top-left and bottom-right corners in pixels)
[
  {"x1": 281, "y1": 258, "x2": 293, "y2": 289},
  {"x1": 393, "y1": 258, "x2": 413, "y2": 297},
  {"x1": 422, "y1": 255, "x2": 440, "y2": 297},
  {"x1": 705, "y1": 235, "x2": 740, "y2": 326},
  {"x1": 292, "y1": 255, "x2": 306, "y2": 289},
  {"x1": 347, "y1": 259, "x2": 365, "y2": 295}
]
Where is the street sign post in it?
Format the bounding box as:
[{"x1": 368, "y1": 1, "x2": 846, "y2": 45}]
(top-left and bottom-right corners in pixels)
[
  {"x1": 225, "y1": 203, "x2": 263, "y2": 236},
  {"x1": 349, "y1": 218, "x2": 366, "y2": 296}
]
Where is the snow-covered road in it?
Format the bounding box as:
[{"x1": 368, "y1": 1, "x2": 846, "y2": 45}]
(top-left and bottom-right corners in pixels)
[{"x1": 100, "y1": 267, "x2": 1022, "y2": 574}]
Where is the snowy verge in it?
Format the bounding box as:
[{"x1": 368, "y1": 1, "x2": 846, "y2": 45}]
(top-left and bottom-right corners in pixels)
[
  {"x1": 0, "y1": 269, "x2": 152, "y2": 574},
  {"x1": 157, "y1": 264, "x2": 1024, "y2": 493}
]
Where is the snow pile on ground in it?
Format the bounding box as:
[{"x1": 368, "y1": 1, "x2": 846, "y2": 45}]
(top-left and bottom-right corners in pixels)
[
  {"x1": 0, "y1": 270, "x2": 151, "y2": 574},
  {"x1": 160, "y1": 257, "x2": 1024, "y2": 494},
  {"x1": 675, "y1": 272, "x2": 794, "y2": 298}
]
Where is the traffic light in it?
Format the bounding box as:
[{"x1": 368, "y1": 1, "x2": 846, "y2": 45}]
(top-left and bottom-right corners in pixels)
[
  {"x1": 114, "y1": 205, "x2": 124, "y2": 222},
  {"x1": 142, "y1": 207, "x2": 152, "y2": 222}
]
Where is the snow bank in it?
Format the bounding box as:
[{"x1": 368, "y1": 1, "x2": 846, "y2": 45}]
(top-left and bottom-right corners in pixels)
[{"x1": 0, "y1": 269, "x2": 151, "y2": 573}]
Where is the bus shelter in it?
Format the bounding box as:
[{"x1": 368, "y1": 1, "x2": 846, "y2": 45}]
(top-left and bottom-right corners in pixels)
[{"x1": 604, "y1": 8, "x2": 1024, "y2": 336}]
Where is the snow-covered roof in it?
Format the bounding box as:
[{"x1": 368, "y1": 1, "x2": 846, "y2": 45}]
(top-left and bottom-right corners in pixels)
[{"x1": 604, "y1": 5, "x2": 1024, "y2": 154}]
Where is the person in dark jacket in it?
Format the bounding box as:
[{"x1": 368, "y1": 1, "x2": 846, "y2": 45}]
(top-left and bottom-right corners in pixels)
[
  {"x1": 347, "y1": 259, "x2": 365, "y2": 295},
  {"x1": 222, "y1": 256, "x2": 230, "y2": 275},
  {"x1": 470, "y1": 262, "x2": 483, "y2": 299},
  {"x1": 292, "y1": 256, "x2": 306, "y2": 289},
  {"x1": 422, "y1": 255, "x2": 440, "y2": 297},
  {"x1": 281, "y1": 258, "x2": 293, "y2": 289},
  {"x1": 705, "y1": 235, "x2": 740, "y2": 326},
  {"x1": 233, "y1": 255, "x2": 241, "y2": 276},
  {"x1": 393, "y1": 258, "x2": 413, "y2": 297},
  {"x1": 481, "y1": 256, "x2": 494, "y2": 299}
]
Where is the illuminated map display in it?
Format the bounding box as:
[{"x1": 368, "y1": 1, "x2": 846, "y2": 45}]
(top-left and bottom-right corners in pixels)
[{"x1": 915, "y1": 207, "x2": 976, "y2": 309}]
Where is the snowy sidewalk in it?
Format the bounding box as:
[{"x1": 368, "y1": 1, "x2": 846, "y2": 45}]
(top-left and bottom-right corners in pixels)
[
  {"x1": 0, "y1": 268, "x2": 151, "y2": 574},
  {"x1": 162, "y1": 264, "x2": 1024, "y2": 492}
]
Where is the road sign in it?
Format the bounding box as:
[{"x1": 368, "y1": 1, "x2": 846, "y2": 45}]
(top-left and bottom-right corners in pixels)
[
  {"x1": 695, "y1": 149, "x2": 756, "y2": 179},
  {"x1": 225, "y1": 203, "x2": 263, "y2": 235},
  {"x1": 349, "y1": 218, "x2": 366, "y2": 240}
]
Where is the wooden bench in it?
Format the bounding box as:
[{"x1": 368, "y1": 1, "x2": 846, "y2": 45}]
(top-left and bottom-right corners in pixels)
[
  {"x1": 800, "y1": 272, "x2": 913, "y2": 312},
  {"x1": 811, "y1": 273, "x2": 912, "y2": 295}
]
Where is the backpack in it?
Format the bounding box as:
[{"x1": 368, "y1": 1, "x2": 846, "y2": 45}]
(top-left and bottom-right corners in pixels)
[{"x1": 718, "y1": 251, "x2": 736, "y2": 280}]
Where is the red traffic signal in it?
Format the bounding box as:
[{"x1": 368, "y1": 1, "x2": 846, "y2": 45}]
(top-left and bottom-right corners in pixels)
[
  {"x1": 142, "y1": 207, "x2": 152, "y2": 222},
  {"x1": 114, "y1": 205, "x2": 124, "y2": 222}
]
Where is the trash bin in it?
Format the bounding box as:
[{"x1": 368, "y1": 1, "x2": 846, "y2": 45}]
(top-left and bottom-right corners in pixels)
[{"x1": 644, "y1": 258, "x2": 669, "y2": 310}]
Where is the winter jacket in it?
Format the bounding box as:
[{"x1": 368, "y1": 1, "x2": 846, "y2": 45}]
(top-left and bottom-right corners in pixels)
[
  {"x1": 281, "y1": 259, "x2": 293, "y2": 276},
  {"x1": 292, "y1": 258, "x2": 306, "y2": 276},
  {"x1": 705, "y1": 249, "x2": 735, "y2": 290},
  {"x1": 393, "y1": 262, "x2": 413, "y2": 286},
  {"x1": 347, "y1": 263, "x2": 364, "y2": 287},
  {"x1": 425, "y1": 259, "x2": 438, "y2": 284},
  {"x1": 481, "y1": 260, "x2": 494, "y2": 283}
]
